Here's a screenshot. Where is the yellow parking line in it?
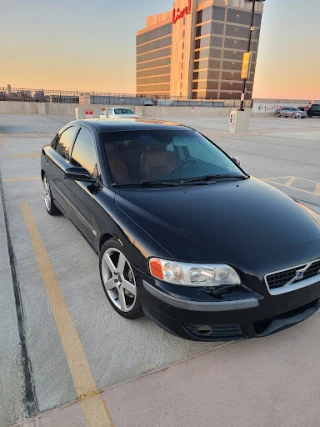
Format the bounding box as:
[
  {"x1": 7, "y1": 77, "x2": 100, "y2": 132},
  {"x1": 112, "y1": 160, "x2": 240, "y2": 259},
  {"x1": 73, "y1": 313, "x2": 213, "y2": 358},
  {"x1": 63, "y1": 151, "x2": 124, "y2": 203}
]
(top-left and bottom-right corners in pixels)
[
  {"x1": 3, "y1": 177, "x2": 40, "y2": 183},
  {"x1": 315, "y1": 183, "x2": 320, "y2": 196},
  {"x1": 7, "y1": 153, "x2": 40, "y2": 158},
  {"x1": 284, "y1": 176, "x2": 296, "y2": 187},
  {"x1": 21, "y1": 202, "x2": 114, "y2": 427},
  {"x1": 264, "y1": 179, "x2": 320, "y2": 197}
]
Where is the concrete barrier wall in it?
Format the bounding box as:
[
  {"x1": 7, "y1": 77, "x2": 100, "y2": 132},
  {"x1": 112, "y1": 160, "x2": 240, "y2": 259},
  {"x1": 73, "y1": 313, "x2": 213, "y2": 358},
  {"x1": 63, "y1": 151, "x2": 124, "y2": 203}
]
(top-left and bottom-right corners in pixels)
[
  {"x1": 0, "y1": 101, "x2": 250, "y2": 118},
  {"x1": 0, "y1": 101, "x2": 38, "y2": 115},
  {"x1": 137, "y1": 105, "x2": 237, "y2": 118}
]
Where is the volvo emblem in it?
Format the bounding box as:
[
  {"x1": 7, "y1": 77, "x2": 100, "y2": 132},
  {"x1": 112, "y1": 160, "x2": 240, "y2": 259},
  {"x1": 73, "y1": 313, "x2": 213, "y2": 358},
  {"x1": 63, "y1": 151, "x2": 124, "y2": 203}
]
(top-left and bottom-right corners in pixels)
[{"x1": 295, "y1": 269, "x2": 305, "y2": 281}]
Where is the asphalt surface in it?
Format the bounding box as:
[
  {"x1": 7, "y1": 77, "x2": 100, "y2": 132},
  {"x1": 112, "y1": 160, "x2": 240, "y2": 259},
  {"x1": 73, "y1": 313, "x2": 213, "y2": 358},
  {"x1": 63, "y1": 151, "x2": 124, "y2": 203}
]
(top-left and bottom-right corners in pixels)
[{"x1": 0, "y1": 114, "x2": 319, "y2": 427}]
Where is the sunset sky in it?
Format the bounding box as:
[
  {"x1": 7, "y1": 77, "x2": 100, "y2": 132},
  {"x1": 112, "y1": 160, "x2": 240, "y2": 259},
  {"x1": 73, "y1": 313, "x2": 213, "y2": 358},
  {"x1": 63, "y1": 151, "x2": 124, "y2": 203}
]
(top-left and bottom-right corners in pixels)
[{"x1": 0, "y1": 0, "x2": 319, "y2": 100}]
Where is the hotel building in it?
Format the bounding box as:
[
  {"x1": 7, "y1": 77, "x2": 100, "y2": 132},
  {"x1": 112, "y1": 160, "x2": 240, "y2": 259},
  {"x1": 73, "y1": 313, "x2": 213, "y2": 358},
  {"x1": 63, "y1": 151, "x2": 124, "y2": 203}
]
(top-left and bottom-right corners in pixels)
[{"x1": 136, "y1": 0, "x2": 264, "y2": 100}]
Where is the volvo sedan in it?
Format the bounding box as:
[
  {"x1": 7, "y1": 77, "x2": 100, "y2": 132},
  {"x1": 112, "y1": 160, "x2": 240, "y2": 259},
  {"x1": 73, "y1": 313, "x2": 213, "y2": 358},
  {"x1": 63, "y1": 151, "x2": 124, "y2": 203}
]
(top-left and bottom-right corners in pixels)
[{"x1": 41, "y1": 119, "x2": 320, "y2": 341}]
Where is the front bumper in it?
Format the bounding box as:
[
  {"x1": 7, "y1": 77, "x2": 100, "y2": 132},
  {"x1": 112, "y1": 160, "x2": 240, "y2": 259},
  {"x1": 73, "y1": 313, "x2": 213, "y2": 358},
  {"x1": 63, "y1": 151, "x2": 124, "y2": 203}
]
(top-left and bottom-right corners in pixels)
[{"x1": 139, "y1": 277, "x2": 320, "y2": 341}]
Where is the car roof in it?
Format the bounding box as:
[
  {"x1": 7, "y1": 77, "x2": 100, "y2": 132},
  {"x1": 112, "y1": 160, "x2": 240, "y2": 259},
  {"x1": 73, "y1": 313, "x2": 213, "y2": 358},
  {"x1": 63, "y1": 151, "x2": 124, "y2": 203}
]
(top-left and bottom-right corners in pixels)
[{"x1": 69, "y1": 118, "x2": 190, "y2": 133}]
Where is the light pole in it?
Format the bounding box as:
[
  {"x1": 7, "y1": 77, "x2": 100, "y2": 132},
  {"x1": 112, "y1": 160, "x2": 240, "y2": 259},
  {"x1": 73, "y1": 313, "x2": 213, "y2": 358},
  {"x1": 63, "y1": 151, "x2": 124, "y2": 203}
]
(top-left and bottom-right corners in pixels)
[{"x1": 239, "y1": 0, "x2": 265, "y2": 111}]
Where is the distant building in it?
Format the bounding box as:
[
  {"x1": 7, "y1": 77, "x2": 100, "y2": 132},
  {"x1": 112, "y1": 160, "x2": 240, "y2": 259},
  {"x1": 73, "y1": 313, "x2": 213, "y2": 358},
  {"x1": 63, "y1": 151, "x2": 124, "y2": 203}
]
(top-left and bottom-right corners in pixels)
[
  {"x1": 7, "y1": 84, "x2": 11, "y2": 94},
  {"x1": 136, "y1": 0, "x2": 263, "y2": 100}
]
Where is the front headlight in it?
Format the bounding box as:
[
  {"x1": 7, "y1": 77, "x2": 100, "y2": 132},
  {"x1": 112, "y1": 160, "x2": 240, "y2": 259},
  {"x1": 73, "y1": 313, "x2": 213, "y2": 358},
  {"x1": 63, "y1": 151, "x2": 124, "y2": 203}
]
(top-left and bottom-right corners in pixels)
[{"x1": 149, "y1": 258, "x2": 240, "y2": 287}]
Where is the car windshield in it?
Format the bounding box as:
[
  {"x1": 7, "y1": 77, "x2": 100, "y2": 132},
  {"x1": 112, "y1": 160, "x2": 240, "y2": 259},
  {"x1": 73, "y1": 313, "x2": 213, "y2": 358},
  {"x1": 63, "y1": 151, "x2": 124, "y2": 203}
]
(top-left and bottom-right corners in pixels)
[
  {"x1": 292, "y1": 108, "x2": 300, "y2": 111},
  {"x1": 114, "y1": 108, "x2": 134, "y2": 115},
  {"x1": 101, "y1": 129, "x2": 245, "y2": 185}
]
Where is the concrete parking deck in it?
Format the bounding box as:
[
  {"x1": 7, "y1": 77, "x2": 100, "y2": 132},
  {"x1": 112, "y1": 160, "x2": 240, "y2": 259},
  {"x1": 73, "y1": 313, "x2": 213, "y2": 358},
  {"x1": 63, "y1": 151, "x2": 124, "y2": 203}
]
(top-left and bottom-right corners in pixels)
[{"x1": 0, "y1": 114, "x2": 319, "y2": 427}]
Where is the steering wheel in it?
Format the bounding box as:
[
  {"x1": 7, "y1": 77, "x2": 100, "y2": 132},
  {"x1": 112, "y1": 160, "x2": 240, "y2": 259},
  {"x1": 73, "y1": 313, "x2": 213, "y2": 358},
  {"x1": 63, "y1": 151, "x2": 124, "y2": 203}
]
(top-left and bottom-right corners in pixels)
[{"x1": 171, "y1": 158, "x2": 199, "y2": 174}]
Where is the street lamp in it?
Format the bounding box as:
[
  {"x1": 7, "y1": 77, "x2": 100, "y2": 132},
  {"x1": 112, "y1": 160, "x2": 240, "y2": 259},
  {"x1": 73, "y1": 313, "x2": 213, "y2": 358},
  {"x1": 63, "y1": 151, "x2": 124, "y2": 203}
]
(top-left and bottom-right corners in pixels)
[{"x1": 239, "y1": 0, "x2": 265, "y2": 111}]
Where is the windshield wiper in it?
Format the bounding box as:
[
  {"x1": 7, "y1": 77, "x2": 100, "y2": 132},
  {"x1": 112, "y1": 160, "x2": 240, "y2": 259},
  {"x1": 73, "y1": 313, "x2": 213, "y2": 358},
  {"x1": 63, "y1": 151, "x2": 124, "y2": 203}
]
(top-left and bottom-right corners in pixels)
[
  {"x1": 182, "y1": 174, "x2": 249, "y2": 184},
  {"x1": 112, "y1": 180, "x2": 179, "y2": 187}
]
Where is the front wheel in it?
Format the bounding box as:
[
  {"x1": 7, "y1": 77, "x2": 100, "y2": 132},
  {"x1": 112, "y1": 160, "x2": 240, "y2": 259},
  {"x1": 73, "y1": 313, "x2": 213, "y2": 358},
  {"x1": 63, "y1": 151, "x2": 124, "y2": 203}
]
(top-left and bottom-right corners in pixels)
[
  {"x1": 99, "y1": 239, "x2": 143, "y2": 319},
  {"x1": 43, "y1": 175, "x2": 60, "y2": 215},
  {"x1": 277, "y1": 112, "x2": 281, "y2": 118}
]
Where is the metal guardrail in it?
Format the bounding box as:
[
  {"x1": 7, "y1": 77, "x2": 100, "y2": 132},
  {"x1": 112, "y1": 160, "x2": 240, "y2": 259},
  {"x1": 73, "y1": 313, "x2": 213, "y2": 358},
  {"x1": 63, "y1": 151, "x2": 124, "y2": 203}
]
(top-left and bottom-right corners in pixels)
[{"x1": 0, "y1": 87, "x2": 250, "y2": 108}]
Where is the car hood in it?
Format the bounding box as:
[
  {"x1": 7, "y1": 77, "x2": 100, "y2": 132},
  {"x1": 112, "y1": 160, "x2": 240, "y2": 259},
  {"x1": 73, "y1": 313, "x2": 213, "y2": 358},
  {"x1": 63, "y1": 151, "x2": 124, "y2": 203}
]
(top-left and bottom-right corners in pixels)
[{"x1": 115, "y1": 178, "x2": 320, "y2": 263}]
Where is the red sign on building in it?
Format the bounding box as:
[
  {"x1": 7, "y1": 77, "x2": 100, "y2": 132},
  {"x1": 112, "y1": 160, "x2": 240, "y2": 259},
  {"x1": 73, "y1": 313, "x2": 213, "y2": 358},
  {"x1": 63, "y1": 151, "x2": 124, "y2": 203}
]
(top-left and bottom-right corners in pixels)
[{"x1": 172, "y1": 0, "x2": 191, "y2": 24}]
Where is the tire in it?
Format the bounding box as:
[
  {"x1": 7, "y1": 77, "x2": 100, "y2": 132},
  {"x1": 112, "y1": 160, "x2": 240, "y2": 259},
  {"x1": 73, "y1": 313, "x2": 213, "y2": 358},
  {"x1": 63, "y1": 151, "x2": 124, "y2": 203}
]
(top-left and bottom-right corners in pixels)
[
  {"x1": 293, "y1": 114, "x2": 298, "y2": 119},
  {"x1": 99, "y1": 239, "x2": 143, "y2": 319},
  {"x1": 42, "y1": 174, "x2": 60, "y2": 216},
  {"x1": 277, "y1": 112, "x2": 281, "y2": 118}
]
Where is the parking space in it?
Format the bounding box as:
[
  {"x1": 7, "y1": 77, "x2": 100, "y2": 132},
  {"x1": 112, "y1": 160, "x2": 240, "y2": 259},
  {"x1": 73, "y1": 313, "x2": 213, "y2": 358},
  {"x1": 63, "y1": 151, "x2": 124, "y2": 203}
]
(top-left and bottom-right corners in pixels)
[{"x1": 1, "y1": 113, "x2": 320, "y2": 427}]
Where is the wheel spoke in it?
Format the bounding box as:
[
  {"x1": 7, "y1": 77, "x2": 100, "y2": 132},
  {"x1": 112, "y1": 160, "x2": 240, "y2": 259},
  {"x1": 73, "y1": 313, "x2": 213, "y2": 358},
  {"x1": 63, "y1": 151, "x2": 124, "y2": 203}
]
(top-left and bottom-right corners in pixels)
[
  {"x1": 103, "y1": 253, "x2": 116, "y2": 274},
  {"x1": 118, "y1": 289, "x2": 127, "y2": 312},
  {"x1": 117, "y1": 253, "x2": 126, "y2": 275},
  {"x1": 104, "y1": 277, "x2": 116, "y2": 290},
  {"x1": 122, "y1": 279, "x2": 136, "y2": 296}
]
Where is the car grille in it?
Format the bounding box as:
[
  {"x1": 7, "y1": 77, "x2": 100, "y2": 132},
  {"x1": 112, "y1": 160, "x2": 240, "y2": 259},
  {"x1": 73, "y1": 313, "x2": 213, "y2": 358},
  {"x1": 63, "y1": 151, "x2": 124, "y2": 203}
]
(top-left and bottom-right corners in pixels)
[{"x1": 265, "y1": 259, "x2": 320, "y2": 290}]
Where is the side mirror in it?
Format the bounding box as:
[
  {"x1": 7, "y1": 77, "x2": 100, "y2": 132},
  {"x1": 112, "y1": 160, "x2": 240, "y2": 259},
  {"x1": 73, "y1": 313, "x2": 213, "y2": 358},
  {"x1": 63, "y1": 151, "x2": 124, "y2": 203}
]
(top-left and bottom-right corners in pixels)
[
  {"x1": 64, "y1": 167, "x2": 94, "y2": 182},
  {"x1": 232, "y1": 157, "x2": 240, "y2": 166}
]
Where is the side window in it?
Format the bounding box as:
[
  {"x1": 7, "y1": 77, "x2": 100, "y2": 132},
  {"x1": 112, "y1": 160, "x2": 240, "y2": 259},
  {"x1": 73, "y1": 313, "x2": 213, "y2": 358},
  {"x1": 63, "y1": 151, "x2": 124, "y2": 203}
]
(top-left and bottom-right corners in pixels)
[
  {"x1": 71, "y1": 128, "x2": 98, "y2": 177},
  {"x1": 55, "y1": 127, "x2": 78, "y2": 160}
]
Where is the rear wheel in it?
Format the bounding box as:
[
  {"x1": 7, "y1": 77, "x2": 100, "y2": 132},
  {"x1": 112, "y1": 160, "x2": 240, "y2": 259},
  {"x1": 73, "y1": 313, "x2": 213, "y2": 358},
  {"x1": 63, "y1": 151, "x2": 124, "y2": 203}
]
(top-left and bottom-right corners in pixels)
[
  {"x1": 43, "y1": 175, "x2": 60, "y2": 215},
  {"x1": 99, "y1": 239, "x2": 143, "y2": 319}
]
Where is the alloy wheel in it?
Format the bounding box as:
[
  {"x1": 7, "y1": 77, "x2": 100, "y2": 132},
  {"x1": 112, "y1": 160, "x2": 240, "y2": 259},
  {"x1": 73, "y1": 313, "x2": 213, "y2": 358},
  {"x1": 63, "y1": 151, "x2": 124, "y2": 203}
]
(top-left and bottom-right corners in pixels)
[
  {"x1": 43, "y1": 177, "x2": 52, "y2": 211},
  {"x1": 101, "y1": 248, "x2": 137, "y2": 312}
]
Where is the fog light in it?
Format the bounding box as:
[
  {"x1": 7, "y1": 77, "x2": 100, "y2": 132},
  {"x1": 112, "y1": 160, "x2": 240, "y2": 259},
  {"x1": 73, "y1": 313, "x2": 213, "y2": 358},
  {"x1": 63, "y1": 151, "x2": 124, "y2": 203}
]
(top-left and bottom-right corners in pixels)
[{"x1": 197, "y1": 325, "x2": 212, "y2": 334}]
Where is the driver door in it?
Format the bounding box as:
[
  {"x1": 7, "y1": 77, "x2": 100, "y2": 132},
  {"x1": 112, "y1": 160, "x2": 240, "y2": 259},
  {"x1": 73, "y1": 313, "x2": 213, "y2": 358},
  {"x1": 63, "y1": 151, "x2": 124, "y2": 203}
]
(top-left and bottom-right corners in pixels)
[{"x1": 66, "y1": 126, "x2": 101, "y2": 247}]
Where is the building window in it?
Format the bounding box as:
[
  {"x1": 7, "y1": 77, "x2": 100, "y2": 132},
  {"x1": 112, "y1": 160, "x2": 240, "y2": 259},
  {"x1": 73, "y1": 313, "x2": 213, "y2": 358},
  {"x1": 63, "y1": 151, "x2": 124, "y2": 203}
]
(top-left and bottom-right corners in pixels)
[
  {"x1": 197, "y1": 7, "x2": 213, "y2": 24},
  {"x1": 182, "y1": 42, "x2": 184, "y2": 50},
  {"x1": 136, "y1": 35, "x2": 172, "y2": 55},
  {"x1": 226, "y1": 24, "x2": 248, "y2": 39},
  {"x1": 227, "y1": 9, "x2": 251, "y2": 25},
  {"x1": 137, "y1": 66, "x2": 171, "y2": 78},
  {"x1": 137, "y1": 47, "x2": 171, "y2": 63},
  {"x1": 137, "y1": 57, "x2": 171, "y2": 71},
  {"x1": 212, "y1": 6, "x2": 225, "y2": 22},
  {"x1": 182, "y1": 52, "x2": 184, "y2": 60},
  {"x1": 183, "y1": 30, "x2": 185, "y2": 38},
  {"x1": 183, "y1": 17, "x2": 186, "y2": 25},
  {"x1": 136, "y1": 23, "x2": 172, "y2": 45}
]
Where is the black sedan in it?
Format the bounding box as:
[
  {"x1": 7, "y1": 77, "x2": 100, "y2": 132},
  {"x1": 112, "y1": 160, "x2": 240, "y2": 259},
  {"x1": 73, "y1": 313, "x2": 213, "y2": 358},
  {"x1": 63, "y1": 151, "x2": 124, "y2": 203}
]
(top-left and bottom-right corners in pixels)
[{"x1": 41, "y1": 119, "x2": 320, "y2": 341}]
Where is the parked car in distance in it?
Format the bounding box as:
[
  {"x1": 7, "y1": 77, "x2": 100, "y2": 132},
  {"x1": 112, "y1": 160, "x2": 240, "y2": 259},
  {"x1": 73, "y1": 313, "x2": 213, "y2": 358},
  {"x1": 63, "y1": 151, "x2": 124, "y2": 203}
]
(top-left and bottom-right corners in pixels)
[
  {"x1": 275, "y1": 107, "x2": 307, "y2": 118},
  {"x1": 100, "y1": 107, "x2": 140, "y2": 119},
  {"x1": 41, "y1": 119, "x2": 320, "y2": 341},
  {"x1": 307, "y1": 104, "x2": 320, "y2": 118}
]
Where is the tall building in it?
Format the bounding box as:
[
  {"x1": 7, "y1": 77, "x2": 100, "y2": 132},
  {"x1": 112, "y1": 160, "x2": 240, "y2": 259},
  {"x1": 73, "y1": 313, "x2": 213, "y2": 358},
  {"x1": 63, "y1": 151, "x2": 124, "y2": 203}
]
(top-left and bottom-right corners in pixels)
[{"x1": 136, "y1": 0, "x2": 264, "y2": 100}]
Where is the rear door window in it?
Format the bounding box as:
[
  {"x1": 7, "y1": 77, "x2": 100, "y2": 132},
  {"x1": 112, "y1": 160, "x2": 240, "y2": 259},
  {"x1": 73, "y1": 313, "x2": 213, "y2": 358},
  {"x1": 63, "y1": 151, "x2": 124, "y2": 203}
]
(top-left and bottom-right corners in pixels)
[{"x1": 55, "y1": 127, "x2": 79, "y2": 160}]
